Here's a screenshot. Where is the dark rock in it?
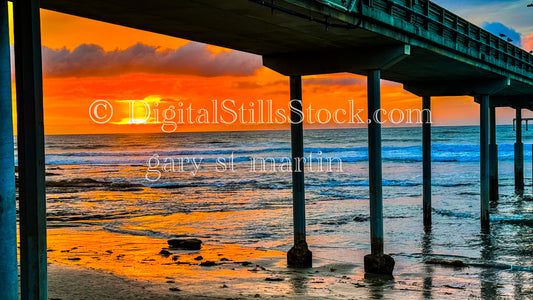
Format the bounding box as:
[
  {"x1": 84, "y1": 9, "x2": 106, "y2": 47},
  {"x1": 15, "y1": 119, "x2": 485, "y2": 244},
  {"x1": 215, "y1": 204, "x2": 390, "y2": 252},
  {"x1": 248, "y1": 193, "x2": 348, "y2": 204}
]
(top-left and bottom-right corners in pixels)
[
  {"x1": 172, "y1": 255, "x2": 179, "y2": 261},
  {"x1": 443, "y1": 284, "x2": 466, "y2": 290},
  {"x1": 159, "y1": 249, "x2": 172, "y2": 256},
  {"x1": 167, "y1": 238, "x2": 202, "y2": 250},
  {"x1": 287, "y1": 241, "x2": 312, "y2": 268},
  {"x1": 265, "y1": 277, "x2": 284, "y2": 282},
  {"x1": 105, "y1": 250, "x2": 113, "y2": 254},
  {"x1": 237, "y1": 261, "x2": 253, "y2": 266},
  {"x1": 425, "y1": 259, "x2": 468, "y2": 267},
  {"x1": 256, "y1": 265, "x2": 266, "y2": 271},
  {"x1": 353, "y1": 215, "x2": 370, "y2": 222},
  {"x1": 67, "y1": 257, "x2": 81, "y2": 261},
  {"x1": 364, "y1": 254, "x2": 395, "y2": 275},
  {"x1": 221, "y1": 284, "x2": 228, "y2": 288},
  {"x1": 220, "y1": 258, "x2": 230, "y2": 262},
  {"x1": 200, "y1": 261, "x2": 216, "y2": 267},
  {"x1": 254, "y1": 294, "x2": 261, "y2": 298},
  {"x1": 166, "y1": 280, "x2": 175, "y2": 284},
  {"x1": 194, "y1": 255, "x2": 203, "y2": 261},
  {"x1": 169, "y1": 287, "x2": 181, "y2": 292}
]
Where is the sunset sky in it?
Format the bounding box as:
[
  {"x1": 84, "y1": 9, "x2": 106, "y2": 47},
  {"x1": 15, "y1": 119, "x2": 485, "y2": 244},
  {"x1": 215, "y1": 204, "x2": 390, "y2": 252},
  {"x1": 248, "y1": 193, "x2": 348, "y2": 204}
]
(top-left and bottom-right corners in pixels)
[{"x1": 7, "y1": 1, "x2": 533, "y2": 135}]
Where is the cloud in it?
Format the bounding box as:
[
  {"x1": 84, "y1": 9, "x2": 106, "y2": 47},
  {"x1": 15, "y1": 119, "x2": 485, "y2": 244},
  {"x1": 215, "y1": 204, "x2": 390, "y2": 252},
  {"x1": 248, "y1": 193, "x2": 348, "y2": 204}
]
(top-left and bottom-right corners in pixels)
[
  {"x1": 42, "y1": 42, "x2": 262, "y2": 78},
  {"x1": 523, "y1": 33, "x2": 533, "y2": 51},
  {"x1": 433, "y1": 1, "x2": 533, "y2": 37},
  {"x1": 482, "y1": 22, "x2": 522, "y2": 47},
  {"x1": 303, "y1": 77, "x2": 365, "y2": 86}
]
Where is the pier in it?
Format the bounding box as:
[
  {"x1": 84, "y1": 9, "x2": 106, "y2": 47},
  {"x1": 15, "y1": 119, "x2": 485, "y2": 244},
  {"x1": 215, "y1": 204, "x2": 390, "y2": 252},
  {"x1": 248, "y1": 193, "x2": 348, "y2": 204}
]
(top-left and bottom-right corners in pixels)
[{"x1": 1, "y1": 0, "x2": 533, "y2": 298}]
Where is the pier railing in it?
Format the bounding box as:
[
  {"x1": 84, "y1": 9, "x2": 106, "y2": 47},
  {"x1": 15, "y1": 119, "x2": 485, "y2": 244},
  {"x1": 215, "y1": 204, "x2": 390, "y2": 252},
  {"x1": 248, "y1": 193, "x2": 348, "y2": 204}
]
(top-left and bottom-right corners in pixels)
[
  {"x1": 513, "y1": 118, "x2": 533, "y2": 131},
  {"x1": 316, "y1": 0, "x2": 533, "y2": 78}
]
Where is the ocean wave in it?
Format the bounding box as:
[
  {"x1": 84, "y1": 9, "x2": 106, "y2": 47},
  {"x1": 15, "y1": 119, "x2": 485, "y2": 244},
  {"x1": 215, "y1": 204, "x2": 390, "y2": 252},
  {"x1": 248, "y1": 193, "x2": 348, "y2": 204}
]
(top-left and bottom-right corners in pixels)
[
  {"x1": 310, "y1": 179, "x2": 421, "y2": 187},
  {"x1": 318, "y1": 191, "x2": 367, "y2": 199},
  {"x1": 434, "y1": 209, "x2": 533, "y2": 225},
  {"x1": 43, "y1": 142, "x2": 532, "y2": 165},
  {"x1": 102, "y1": 224, "x2": 212, "y2": 240},
  {"x1": 433, "y1": 209, "x2": 476, "y2": 219}
]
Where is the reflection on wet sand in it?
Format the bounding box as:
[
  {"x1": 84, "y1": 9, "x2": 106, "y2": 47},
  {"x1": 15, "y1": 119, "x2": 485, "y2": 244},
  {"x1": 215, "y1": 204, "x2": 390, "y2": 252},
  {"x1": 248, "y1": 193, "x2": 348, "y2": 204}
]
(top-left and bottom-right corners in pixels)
[{"x1": 422, "y1": 230, "x2": 434, "y2": 299}]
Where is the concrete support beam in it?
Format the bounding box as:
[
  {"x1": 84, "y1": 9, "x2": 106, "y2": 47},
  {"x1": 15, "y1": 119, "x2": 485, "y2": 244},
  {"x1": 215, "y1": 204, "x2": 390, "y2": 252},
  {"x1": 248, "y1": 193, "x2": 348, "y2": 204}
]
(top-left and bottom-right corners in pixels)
[
  {"x1": 479, "y1": 95, "x2": 490, "y2": 229},
  {"x1": 368, "y1": 70, "x2": 383, "y2": 257},
  {"x1": 364, "y1": 69, "x2": 394, "y2": 275},
  {"x1": 422, "y1": 96, "x2": 431, "y2": 230},
  {"x1": 515, "y1": 108, "x2": 524, "y2": 194},
  {"x1": 404, "y1": 78, "x2": 510, "y2": 97},
  {"x1": 489, "y1": 105, "x2": 498, "y2": 200},
  {"x1": 0, "y1": 1, "x2": 18, "y2": 298},
  {"x1": 287, "y1": 75, "x2": 312, "y2": 268},
  {"x1": 263, "y1": 45, "x2": 410, "y2": 76},
  {"x1": 13, "y1": 0, "x2": 48, "y2": 298},
  {"x1": 489, "y1": 95, "x2": 533, "y2": 110}
]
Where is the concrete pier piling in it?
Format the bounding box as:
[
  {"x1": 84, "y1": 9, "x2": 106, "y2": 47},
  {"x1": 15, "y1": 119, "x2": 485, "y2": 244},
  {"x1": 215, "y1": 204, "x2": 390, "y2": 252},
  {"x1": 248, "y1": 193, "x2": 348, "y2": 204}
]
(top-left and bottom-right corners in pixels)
[
  {"x1": 489, "y1": 105, "x2": 499, "y2": 200},
  {"x1": 13, "y1": 0, "x2": 48, "y2": 298},
  {"x1": 364, "y1": 69, "x2": 395, "y2": 275},
  {"x1": 287, "y1": 75, "x2": 312, "y2": 268},
  {"x1": 515, "y1": 108, "x2": 524, "y2": 194},
  {"x1": 422, "y1": 96, "x2": 432, "y2": 230},
  {"x1": 479, "y1": 95, "x2": 490, "y2": 229},
  {"x1": 0, "y1": 0, "x2": 18, "y2": 298}
]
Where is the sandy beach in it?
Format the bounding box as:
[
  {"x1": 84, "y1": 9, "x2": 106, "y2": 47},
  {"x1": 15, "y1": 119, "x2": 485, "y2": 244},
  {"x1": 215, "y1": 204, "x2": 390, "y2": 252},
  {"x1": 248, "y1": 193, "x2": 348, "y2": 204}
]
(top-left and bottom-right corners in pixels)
[{"x1": 46, "y1": 226, "x2": 510, "y2": 299}]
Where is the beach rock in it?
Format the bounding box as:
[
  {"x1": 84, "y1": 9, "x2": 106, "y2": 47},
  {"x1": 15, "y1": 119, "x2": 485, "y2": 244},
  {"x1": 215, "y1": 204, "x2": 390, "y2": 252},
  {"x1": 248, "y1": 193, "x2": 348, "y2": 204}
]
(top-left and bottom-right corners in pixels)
[
  {"x1": 200, "y1": 261, "x2": 216, "y2": 266},
  {"x1": 169, "y1": 287, "x2": 181, "y2": 292},
  {"x1": 265, "y1": 277, "x2": 284, "y2": 282},
  {"x1": 67, "y1": 257, "x2": 81, "y2": 261},
  {"x1": 353, "y1": 215, "x2": 370, "y2": 222},
  {"x1": 172, "y1": 255, "x2": 179, "y2": 261},
  {"x1": 287, "y1": 241, "x2": 312, "y2": 268},
  {"x1": 194, "y1": 255, "x2": 203, "y2": 261},
  {"x1": 159, "y1": 249, "x2": 172, "y2": 257},
  {"x1": 167, "y1": 238, "x2": 202, "y2": 250},
  {"x1": 364, "y1": 254, "x2": 395, "y2": 275},
  {"x1": 425, "y1": 259, "x2": 468, "y2": 267}
]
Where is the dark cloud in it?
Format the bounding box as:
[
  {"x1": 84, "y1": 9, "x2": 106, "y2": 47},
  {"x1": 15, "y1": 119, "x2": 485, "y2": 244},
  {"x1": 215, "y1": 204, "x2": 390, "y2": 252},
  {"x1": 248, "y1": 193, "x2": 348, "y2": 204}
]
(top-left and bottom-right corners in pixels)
[
  {"x1": 42, "y1": 42, "x2": 262, "y2": 78},
  {"x1": 231, "y1": 79, "x2": 287, "y2": 90},
  {"x1": 231, "y1": 81, "x2": 264, "y2": 89},
  {"x1": 303, "y1": 77, "x2": 365, "y2": 86}
]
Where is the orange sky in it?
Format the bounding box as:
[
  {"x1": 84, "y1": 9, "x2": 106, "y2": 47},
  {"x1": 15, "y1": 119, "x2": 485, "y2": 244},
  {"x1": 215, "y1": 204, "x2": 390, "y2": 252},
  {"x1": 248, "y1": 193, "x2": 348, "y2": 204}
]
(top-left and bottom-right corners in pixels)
[{"x1": 7, "y1": 5, "x2": 526, "y2": 135}]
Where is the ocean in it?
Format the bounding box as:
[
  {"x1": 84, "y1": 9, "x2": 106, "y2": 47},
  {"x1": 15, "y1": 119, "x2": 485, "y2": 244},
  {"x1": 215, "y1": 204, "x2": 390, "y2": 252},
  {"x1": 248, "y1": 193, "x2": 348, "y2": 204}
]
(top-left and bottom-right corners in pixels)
[{"x1": 35, "y1": 125, "x2": 533, "y2": 298}]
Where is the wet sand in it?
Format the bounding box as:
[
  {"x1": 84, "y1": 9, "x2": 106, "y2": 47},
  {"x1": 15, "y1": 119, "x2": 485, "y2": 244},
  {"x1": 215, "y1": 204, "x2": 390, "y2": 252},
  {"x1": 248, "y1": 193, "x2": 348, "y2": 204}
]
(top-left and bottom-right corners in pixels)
[{"x1": 46, "y1": 227, "x2": 494, "y2": 299}]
